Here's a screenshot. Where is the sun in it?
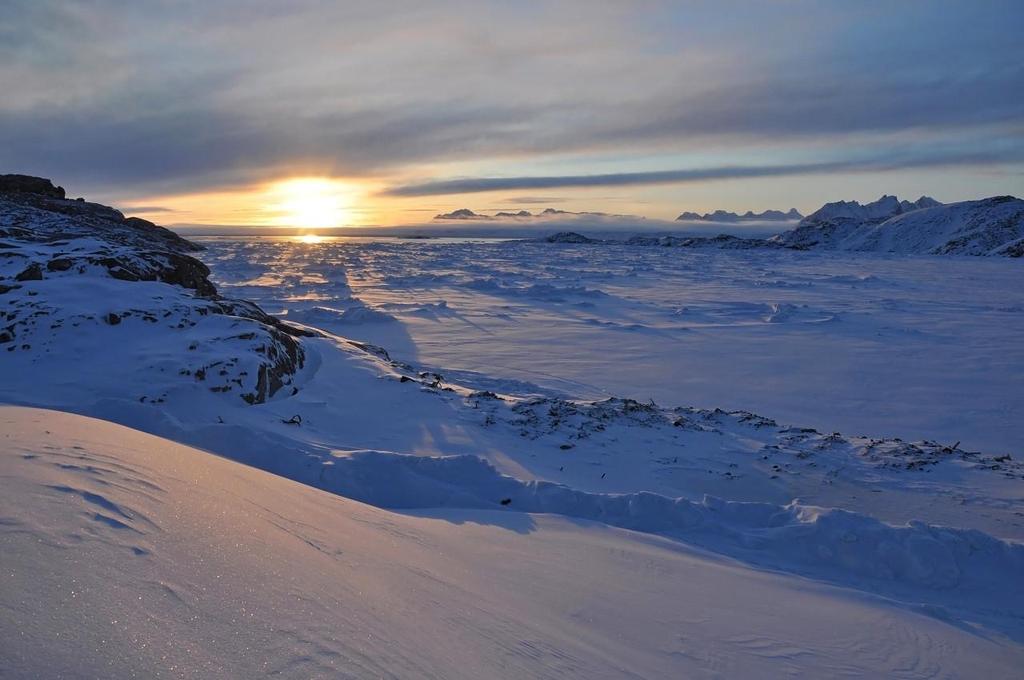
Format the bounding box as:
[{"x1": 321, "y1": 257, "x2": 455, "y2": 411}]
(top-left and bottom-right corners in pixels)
[{"x1": 270, "y1": 178, "x2": 354, "y2": 229}]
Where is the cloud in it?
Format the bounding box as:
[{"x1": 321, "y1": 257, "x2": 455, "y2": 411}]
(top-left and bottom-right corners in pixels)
[
  {"x1": 120, "y1": 205, "x2": 174, "y2": 214},
  {"x1": 501, "y1": 196, "x2": 570, "y2": 205},
  {"x1": 1, "y1": 0, "x2": 1022, "y2": 199},
  {"x1": 383, "y1": 143, "x2": 1024, "y2": 197}
]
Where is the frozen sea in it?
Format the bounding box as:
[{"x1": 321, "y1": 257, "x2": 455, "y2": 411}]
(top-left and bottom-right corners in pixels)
[
  {"x1": 198, "y1": 235, "x2": 1024, "y2": 454},
  {"x1": 4, "y1": 224, "x2": 1024, "y2": 678}
]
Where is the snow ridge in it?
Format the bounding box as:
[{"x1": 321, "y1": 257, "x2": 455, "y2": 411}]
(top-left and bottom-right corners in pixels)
[{"x1": 317, "y1": 448, "x2": 1024, "y2": 598}]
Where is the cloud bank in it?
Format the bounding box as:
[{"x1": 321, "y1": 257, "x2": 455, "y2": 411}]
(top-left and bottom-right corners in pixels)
[{"x1": 1, "y1": 0, "x2": 1021, "y2": 202}]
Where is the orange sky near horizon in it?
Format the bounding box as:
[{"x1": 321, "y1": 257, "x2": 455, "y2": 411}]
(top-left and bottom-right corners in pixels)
[{"x1": 128, "y1": 177, "x2": 384, "y2": 229}]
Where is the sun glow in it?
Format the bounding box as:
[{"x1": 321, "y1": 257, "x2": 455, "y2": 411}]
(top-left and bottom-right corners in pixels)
[{"x1": 270, "y1": 178, "x2": 354, "y2": 229}]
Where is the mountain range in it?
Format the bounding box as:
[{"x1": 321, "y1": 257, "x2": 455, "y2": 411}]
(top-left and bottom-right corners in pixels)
[
  {"x1": 774, "y1": 195, "x2": 1023, "y2": 256},
  {"x1": 676, "y1": 208, "x2": 802, "y2": 222}
]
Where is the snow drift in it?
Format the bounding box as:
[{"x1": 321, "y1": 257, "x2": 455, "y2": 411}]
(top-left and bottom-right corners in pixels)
[{"x1": 3, "y1": 406, "x2": 1023, "y2": 678}]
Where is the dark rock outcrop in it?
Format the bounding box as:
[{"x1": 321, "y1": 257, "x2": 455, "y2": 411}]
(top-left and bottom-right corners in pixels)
[
  {"x1": 0, "y1": 174, "x2": 66, "y2": 199},
  {"x1": 625, "y1": 234, "x2": 783, "y2": 250},
  {"x1": 541, "y1": 231, "x2": 600, "y2": 244}
]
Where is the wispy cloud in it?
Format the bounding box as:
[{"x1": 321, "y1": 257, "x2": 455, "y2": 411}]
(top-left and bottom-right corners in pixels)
[
  {"x1": 120, "y1": 205, "x2": 174, "y2": 214},
  {"x1": 383, "y1": 144, "x2": 1024, "y2": 197}
]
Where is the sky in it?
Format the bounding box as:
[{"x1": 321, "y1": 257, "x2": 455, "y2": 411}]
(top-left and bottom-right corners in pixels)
[{"x1": 2, "y1": 0, "x2": 1023, "y2": 229}]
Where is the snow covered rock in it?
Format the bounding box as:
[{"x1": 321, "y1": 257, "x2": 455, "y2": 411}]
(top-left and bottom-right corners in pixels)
[
  {"x1": 778, "y1": 195, "x2": 912, "y2": 249},
  {"x1": 540, "y1": 231, "x2": 600, "y2": 243},
  {"x1": 1, "y1": 176, "x2": 310, "y2": 404},
  {"x1": 625, "y1": 233, "x2": 783, "y2": 249},
  {"x1": 900, "y1": 196, "x2": 942, "y2": 212},
  {"x1": 775, "y1": 195, "x2": 1024, "y2": 256}
]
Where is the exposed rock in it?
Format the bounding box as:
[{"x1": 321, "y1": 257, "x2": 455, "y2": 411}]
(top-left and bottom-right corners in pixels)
[
  {"x1": 625, "y1": 234, "x2": 782, "y2": 250},
  {"x1": 541, "y1": 231, "x2": 600, "y2": 244},
  {"x1": 0, "y1": 174, "x2": 65, "y2": 199},
  {"x1": 15, "y1": 263, "x2": 43, "y2": 281},
  {"x1": 0, "y1": 174, "x2": 310, "y2": 404}
]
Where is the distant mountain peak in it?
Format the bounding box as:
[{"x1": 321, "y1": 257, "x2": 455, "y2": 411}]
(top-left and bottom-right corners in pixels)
[
  {"x1": 675, "y1": 207, "x2": 803, "y2": 222},
  {"x1": 775, "y1": 195, "x2": 1022, "y2": 256},
  {"x1": 434, "y1": 208, "x2": 490, "y2": 220},
  {"x1": 798, "y1": 194, "x2": 945, "y2": 228}
]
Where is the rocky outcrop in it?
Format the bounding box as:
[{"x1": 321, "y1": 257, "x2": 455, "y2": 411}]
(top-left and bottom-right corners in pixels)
[
  {"x1": 1, "y1": 175, "x2": 311, "y2": 403},
  {"x1": 625, "y1": 234, "x2": 784, "y2": 250},
  {"x1": 541, "y1": 231, "x2": 600, "y2": 244},
  {"x1": 0, "y1": 174, "x2": 66, "y2": 199}
]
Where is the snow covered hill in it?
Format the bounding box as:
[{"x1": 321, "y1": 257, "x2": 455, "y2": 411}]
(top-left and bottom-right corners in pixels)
[
  {"x1": 775, "y1": 195, "x2": 1024, "y2": 256},
  {"x1": 3, "y1": 406, "x2": 1024, "y2": 679},
  {"x1": 1, "y1": 175, "x2": 310, "y2": 404}
]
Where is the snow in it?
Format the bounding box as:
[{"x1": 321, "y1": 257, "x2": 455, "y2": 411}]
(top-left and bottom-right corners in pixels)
[
  {"x1": 776, "y1": 195, "x2": 1024, "y2": 255},
  {"x1": 3, "y1": 406, "x2": 1023, "y2": 678},
  {"x1": 197, "y1": 237, "x2": 1024, "y2": 457},
  {"x1": 4, "y1": 185, "x2": 1024, "y2": 677}
]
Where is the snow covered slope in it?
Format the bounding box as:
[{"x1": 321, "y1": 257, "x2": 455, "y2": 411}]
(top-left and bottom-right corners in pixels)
[
  {"x1": 3, "y1": 406, "x2": 1024, "y2": 679},
  {"x1": 776, "y1": 195, "x2": 1024, "y2": 255}
]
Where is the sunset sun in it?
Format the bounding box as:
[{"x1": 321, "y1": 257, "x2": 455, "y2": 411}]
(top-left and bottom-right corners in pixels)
[{"x1": 271, "y1": 177, "x2": 354, "y2": 229}]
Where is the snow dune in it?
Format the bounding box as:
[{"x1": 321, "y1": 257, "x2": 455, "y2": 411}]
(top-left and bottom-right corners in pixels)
[{"x1": 3, "y1": 406, "x2": 1022, "y2": 679}]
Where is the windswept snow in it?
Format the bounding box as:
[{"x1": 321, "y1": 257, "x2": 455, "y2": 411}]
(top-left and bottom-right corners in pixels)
[
  {"x1": 3, "y1": 406, "x2": 1023, "y2": 679},
  {"x1": 199, "y1": 236, "x2": 1024, "y2": 456}
]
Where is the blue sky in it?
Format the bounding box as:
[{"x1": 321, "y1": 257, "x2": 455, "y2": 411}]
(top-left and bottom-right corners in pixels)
[{"x1": 1, "y1": 0, "x2": 1022, "y2": 225}]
